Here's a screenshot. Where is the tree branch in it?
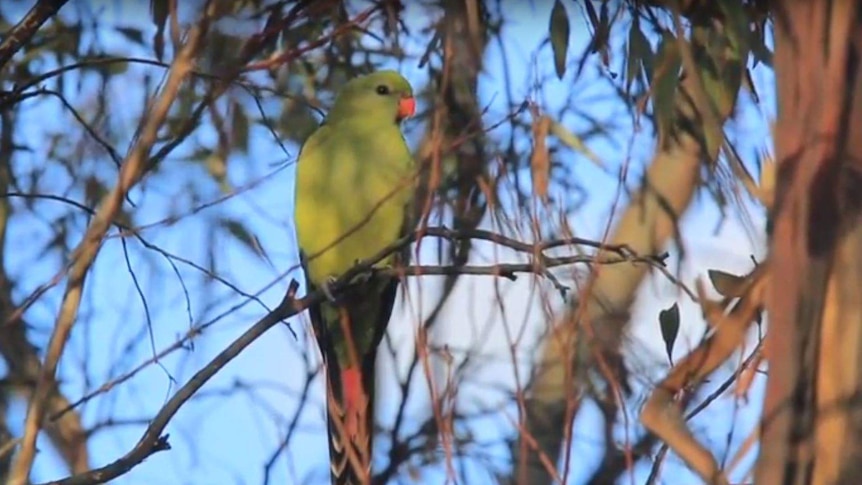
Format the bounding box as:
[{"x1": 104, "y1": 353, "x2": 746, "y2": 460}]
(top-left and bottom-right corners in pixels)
[
  {"x1": 32, "y1": 215, "x2": 672, "y2": 484},
  {"x1": 38, "y1": 280, "x2": 304, "y2": 485},
  {"x1": 6, "y1": 9, "x2": 212, "y2": 484},
  {"x1": 0, "y1": 0, "x2": 68, "y2": 74}
]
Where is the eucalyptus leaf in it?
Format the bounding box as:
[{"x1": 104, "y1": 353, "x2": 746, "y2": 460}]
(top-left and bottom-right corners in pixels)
[
  {"x1": 652, "y1": 32, "x2": 682, "y2": 143},
  {"x1": 626, "y1": 18, "x2": 651, "y2": 95},
  {"x1": 218, "y1": 218, "x2": 269, "y2": 263},
  {"x1": 708, "y1": 269, "x2": 748, "y2": 298},
  {"x1": 150, "y1": 0, "x2": 168, "y2": 60},
  {"x1": 549, "y1": 0, "x2": 570, "y2": 80},
  {"x1": 659, "y1": 303, "x2": 681, "y2": 365}
]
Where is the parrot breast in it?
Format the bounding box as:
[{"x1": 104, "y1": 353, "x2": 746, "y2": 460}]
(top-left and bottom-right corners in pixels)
[{"x1": 295, "y1": 121, "x2": 413, "y2": 285}]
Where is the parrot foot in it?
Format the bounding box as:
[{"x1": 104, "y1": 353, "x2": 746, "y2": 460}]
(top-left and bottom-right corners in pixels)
[
  {"x1": 352, "y1": 268, "x2": 375, "y2": 285},
  {"x1": 321, "y1": 277, "x2": 339, "y2": 303}
]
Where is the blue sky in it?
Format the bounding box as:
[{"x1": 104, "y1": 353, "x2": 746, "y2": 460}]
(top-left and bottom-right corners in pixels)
[{"x1": 2, "y1": 2, "x2": 774, "y2": 484}]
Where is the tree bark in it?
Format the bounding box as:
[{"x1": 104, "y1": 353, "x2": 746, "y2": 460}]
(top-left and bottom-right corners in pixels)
[{"x1": 757, "y1": 2, "x2": 862, "y2": 484}]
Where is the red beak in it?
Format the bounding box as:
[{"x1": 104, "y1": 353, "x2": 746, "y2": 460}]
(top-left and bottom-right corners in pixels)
[{"x1": 397, "y1": 96, "x2": 415, "y2": 120}]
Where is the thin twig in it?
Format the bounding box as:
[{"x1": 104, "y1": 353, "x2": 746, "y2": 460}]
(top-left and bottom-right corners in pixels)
[{"x1": 242, "y1": 6, "x2": 379, "y2": 72}]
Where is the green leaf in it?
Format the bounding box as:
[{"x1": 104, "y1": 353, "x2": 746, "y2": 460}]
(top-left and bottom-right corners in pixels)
[
  {"x1": 659, "y1": 302, "x2": 681, "y2": 365},
  {"x1": 750, "y1": 20, "x2": 774, "y2": 67},
  {"x1": 103, "y1": 57, "x2": 129, "y2": 75},
  {"x1": 218, "y1": 218, "x2": 270, "y2": 263},
  {"x1": 548, "y1": 119, "x2": 603, "y2": 168},
  {"x1": 625, "y1": 18, "x2": 651, "y2": 95},
  {"x1": 718, "y1": 0, "x2": 751, "y2": 62},
  {"x1": 150, "y1": 0, "x2": 168, "y2": 61},
  {"x1": 549, "y1": 0, "x2": 570, "y2": 80},
  {"x1": 690, "y1": 24, "x2": 742, "y2": 158},
  {"x1": 260, "y1": 6, "x2": 284, "y2": 56},
  {"x1": 708, "y1": 269, "x2": 748, "y2": 298},
  {"x1": 652, "y1": 32, "x2": 681, "y2": 143},
  {"x1": 279, "y1": 97, "x2": 321, "y2": 144},
  {"x1": 205, "y1": 153, "x2": 230, "y2": 193},
  {"x1": 84, "y1": 176, "x2": 107, "y2": 208},
  {"x1": 116, "y1": 27, "x2": 145, "y2": 46},
  {"x1": 232, "y1": 105, "x2": 250, "y2": 152}
]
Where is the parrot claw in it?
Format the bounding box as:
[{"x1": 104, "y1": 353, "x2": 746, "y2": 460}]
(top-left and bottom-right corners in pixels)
[
  {"x1": 353, "y1": 269, "x2": 374, "y2": 285},
  {"x1": 322, "y1": 277, "x2": 339, "y2": 303}
]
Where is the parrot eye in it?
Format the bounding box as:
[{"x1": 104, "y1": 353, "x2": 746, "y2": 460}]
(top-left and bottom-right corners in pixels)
[{"x1": 375, "y1": 85, "x2": 390, "y2": 95}]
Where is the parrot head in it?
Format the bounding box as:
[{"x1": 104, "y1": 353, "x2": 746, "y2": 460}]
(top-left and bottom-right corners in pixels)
[{"x1": 328, "y1": 70, "x2": 416, "y2": 124}]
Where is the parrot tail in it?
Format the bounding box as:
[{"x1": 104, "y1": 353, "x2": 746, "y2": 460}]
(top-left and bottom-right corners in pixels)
[
  {"x1": 325, "y1": 359, "x2": 376, "y2": 485},
  {"x1": 300, "y1": 252, "x2": 398, "y2": 485}
]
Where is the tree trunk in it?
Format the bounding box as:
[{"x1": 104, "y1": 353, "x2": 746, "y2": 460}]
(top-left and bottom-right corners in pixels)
[{"x1": 757, "y1": 2, "x2": 862, "y2": 484}]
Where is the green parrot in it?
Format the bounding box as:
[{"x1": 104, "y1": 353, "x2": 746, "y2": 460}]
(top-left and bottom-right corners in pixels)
[{"x1": 294, "y1": 70, "x2": 416, "y2": 485}]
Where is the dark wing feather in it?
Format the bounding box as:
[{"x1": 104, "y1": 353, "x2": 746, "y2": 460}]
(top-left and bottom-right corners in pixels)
[
  {"x1": 300, "y1": 252, "x2": 353, "y2": 483},
  {"x1": 299, "y1": 197, "x2": 413, "y2": 485}
]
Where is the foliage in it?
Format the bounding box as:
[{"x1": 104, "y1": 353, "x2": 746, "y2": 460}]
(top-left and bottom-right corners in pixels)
[{"x1": 0, "y1": 0, "x2": 831, "y2": 484}]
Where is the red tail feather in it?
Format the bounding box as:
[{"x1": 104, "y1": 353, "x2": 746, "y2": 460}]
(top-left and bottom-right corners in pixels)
[{"x1": 341, "y1": 367, "x2": 365, "y2": 440}]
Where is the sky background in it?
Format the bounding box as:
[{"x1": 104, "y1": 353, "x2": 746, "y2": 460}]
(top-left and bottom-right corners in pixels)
[{"x1": 2, "y1": 1, "x2": 773, "y2": 484}]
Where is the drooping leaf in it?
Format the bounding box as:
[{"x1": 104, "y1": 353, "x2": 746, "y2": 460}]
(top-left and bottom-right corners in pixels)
[
  {"x1": 39, "y1": 216, "x2": 70, "y2": 261},
  {"x1": 97, "y1": 55, "x2": 129, "y2": 75},
  {"x1": 530, "y1": 113, "x2": 551, "y2": 203},
  {"x1": 718, "y1": 0, "x2": 752, "y2": 63},
  {"x1": 201, "y1": 31, "x2": 246, "y2": 74},
  {"x1": 548, "y1": 119, "x2": 603, "y2": 168},
  {"x1": 260, "y1": 6, "x2": 284, "y2": 56},
  {"x1": 205, "y1": 153, "x2": 230, "y2": 193},
  {"x1": 279, "y1": 96, "x2": 321, "y2": 144},
  {"x1": 625, "y1": 17, "x2": 651, "y2": 95},
  {"x1": 232, "y1": 105, "x2": 250, "y2": 152},
  {"x1": 549, "y1": 0, "x2": 570, "y2": 80},
  {"x1": 150, "y1": 0, "x2": 169, "y2": 61},
  {"x1": 690, "y1": 23, "x2": 743, "y2": 160},
  {"x1": 659, "y1": 302, "x2": 681, "y2": 365},
  {"x1": 652, "y1": 31, "x2": 682, "y2": 144},
  {"x1": 218, "y1": 218, "x2": 268, "y2": 262}
]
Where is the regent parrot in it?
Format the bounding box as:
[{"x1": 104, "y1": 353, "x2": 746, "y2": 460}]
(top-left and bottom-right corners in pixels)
[{"x1": 294, "y1": 70, "x2": 416, "y2": 484}]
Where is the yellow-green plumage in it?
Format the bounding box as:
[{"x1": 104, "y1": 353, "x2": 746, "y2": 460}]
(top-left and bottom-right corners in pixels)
[
  {"x1": 295, "y1": 99, "x2": 414, "y2": 285},
  {"x1": 294, "y1": 70, "x2": 416, "y2": 485}
]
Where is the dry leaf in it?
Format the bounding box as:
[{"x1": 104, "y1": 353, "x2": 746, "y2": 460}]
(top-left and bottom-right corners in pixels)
[{"x1": 531, "y1": 114, "x2": 551, "y2": 203}]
